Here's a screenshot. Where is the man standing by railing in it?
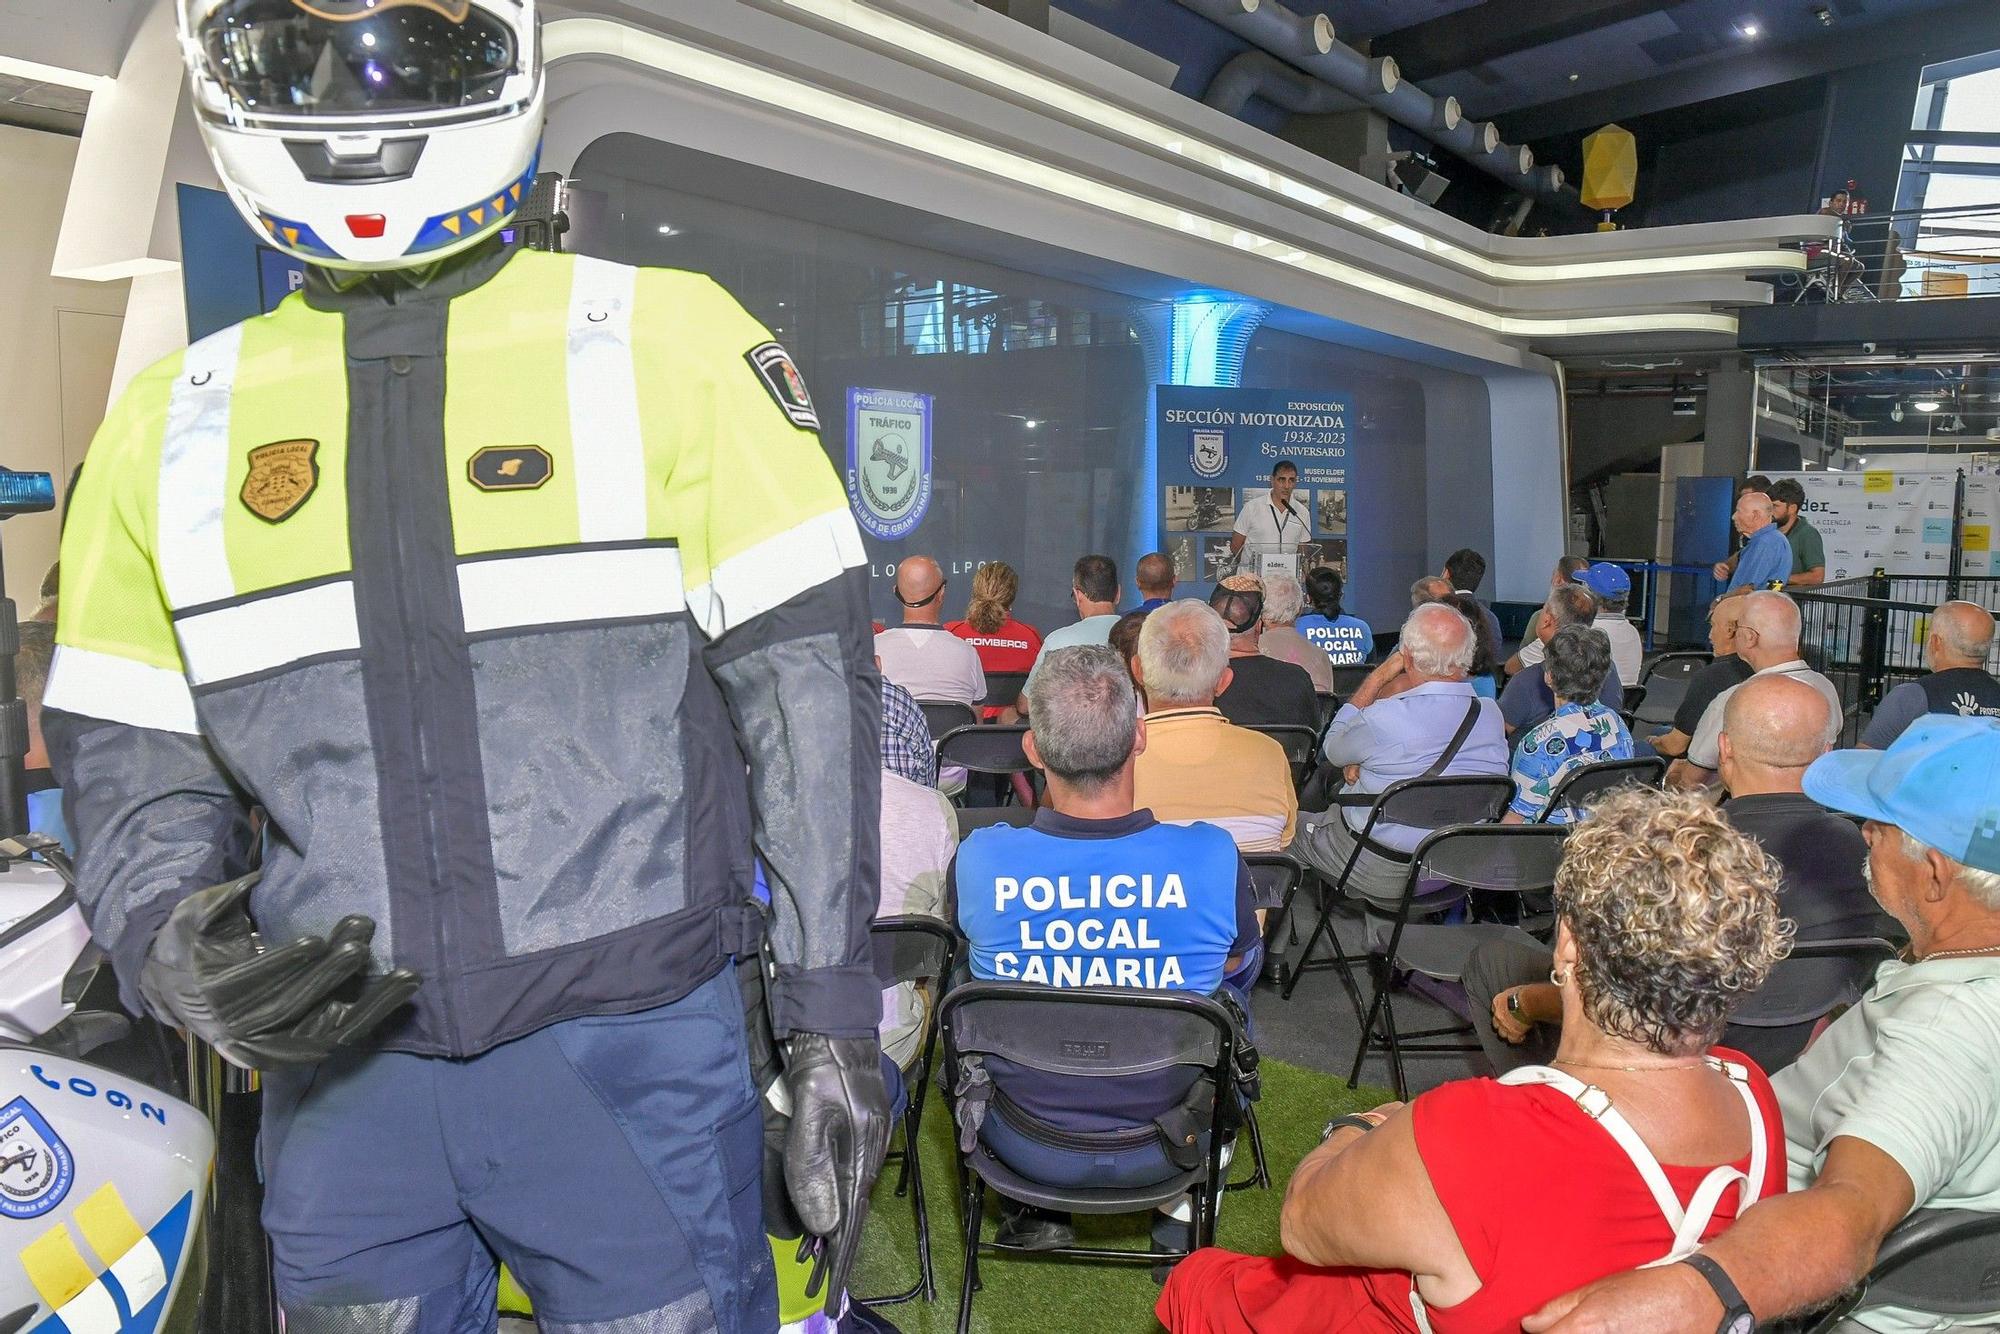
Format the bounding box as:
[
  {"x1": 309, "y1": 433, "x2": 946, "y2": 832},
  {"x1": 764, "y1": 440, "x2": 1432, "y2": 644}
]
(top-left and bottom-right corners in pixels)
[
  {"x1": 1861, "y1": 602, "x2": 2000, "y2": 748},
  {"x1": 1719, "y1": 492, "x2": 1793, "y2": 594},
  {"x1": 1768, "y1": 479, "x2": 1826, "y2": 588}
]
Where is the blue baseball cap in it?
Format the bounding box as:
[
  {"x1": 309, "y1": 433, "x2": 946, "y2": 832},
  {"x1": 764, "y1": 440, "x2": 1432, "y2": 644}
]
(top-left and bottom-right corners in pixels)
[
  {"x1": 1571, "y1": 562, "x2": 1631, "y2": 600},
  {"x1": 1803, "y1": 715, "x2": 2000, "y2": 874}
]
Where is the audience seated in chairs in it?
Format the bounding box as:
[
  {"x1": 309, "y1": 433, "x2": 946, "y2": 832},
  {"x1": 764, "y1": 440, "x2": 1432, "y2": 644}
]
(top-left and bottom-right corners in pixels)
[
  {"x1": 1500, "y1": 584, "x2": 1623, "y2": 739},
  {"x1": 1293, "y1": 567, "x2": 1372, "y2": 667},
  {"x1": 1440, "y1": 548, "x2": 1505, "y2": 661},
  {"x1": 1023, "y1": 555, "x2": 1123, "y2": 695},
  {"x1": 945, "y1": 559, "x2": 1042, "y2": 720},
  {"x1": 874, "y1": 554, "x2": 987, "y2": 707},
  {"x1": 1210, "y1": 577, "x2": 1321, "y2": 733},
  {"x1": 1503, "y1": 626, "x2": 1633, "y2": 825},
  {"x1": 1512, "y1": 562, "x2": 1644, "y2": 689},
  {"x1": 876, "y1": 766, "x2": 958, "y2": 1069},
  {"x1": 1861, "y1": 600, "x2": 2000, "y2": 749},
  {"x1": 952, "y1": 645, "x2": 1260, "y2": 1254},
  {"x1": 1133, "y1": 550, "x2": 1177, "y2": 613},
  {"x1": 1132, "y1": 601, "x2": 1298, "y2": 856},
  {"x1": 1256, "y1": 574, "x2": 1335, "y2": 695},
  {"x1": 1290, "y1": 602, "x2": 1508, "y2": 921},
  {"x1": 1438, "y1": 592, "x2": 1500, "y2": 700},
  {"x1": 1672, "y1": 589, "x2": 1842, "y2": 789},
  {"x1": 1159, "y1": 788, "x2": 1790, "y2": 1334},
  {"x1": 1504, "y1": 554, "x2": 1591, "y2": 676},
  {"x1": 1468, "y1": 673, "x2": 1876, "y2": 1074},
  {"x1": 1523, "y1": 717, "x2": 2000, "y2": 1334},
  {"x1": 1651, "y1": 592, "x2": 1753, "y2": 761}
]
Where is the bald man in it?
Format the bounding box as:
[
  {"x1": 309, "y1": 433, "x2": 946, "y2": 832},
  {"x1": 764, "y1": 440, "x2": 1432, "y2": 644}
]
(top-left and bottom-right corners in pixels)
[
  {"x1": 1723, "y1": 490, "x2": 1792, "y2": 592},
  {"x1": 873, "y1": 556, "x2": 986, "y2": 707},
  {"x1": 1672, "y1": 589, "x2": 1842, "y2": 787},
  {"x1": 1134, "y1": 552, "x2": 1176, "y2": 613},
  {"x1": 1467, "y1": 671, "x2": 1879, "y2": 1075},
  {"x1": 1861, "y1": 600, "x2": 2000, "y2": 748}
]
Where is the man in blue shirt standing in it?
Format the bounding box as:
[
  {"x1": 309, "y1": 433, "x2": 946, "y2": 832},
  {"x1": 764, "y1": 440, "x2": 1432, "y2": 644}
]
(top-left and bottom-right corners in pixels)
[
  {"x1": 955, "y1": 645, "x2": 1258, "y2": 1251},
  {"x1": 1723, "y1": 490, "x2": 1793, "y2": 593}
]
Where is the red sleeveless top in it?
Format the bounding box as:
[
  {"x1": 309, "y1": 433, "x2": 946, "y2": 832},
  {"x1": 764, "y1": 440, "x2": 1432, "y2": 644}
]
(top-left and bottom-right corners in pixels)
[{"x1": 1158, "y1": 1050, "x2": 1787, "y2": 1334}]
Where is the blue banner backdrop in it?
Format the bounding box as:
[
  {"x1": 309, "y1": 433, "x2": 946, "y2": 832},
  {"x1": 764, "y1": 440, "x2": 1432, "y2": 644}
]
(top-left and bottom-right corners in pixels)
[{"x1": 1154, "y1": 385, "x2": 1351, "y2": 593}]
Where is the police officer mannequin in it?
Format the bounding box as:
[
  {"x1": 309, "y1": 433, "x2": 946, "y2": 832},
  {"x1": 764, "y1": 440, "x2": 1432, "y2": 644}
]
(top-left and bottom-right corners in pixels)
[{"x1": 46, "y1": 2, "x2": 888, "y2": 1330}]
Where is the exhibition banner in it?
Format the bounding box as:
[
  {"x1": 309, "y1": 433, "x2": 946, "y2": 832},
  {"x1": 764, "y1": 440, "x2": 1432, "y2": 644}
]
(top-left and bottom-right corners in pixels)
[
  {"x1": 1769, "y1": 469, "x2": 1957, "y2": 580},
  {"x1": 1963, "y1": 459, "x2": 1998, "y2": 578},
  {"x1": 1154, "y1": 386, "x2": 1351, "y2": 591}
]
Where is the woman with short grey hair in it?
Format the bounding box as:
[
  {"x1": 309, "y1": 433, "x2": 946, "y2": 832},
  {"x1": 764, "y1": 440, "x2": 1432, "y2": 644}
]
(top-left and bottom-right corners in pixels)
[
  {"x1": 1504, "y1": 624, "x2": 1634, "y2": 824},
  {"x1": 1257, "y1": 573, "x2": 1335, "y2": 694}
]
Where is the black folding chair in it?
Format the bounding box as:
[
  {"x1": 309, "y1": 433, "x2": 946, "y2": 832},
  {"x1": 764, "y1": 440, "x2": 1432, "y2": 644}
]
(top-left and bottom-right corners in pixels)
[
  {"x1": 1314, "y1": 692, "x2": 1340, "y2": 737},
  {"x1": 938, "y1": 984, "x2": 1242, "y2": 1334},
  {"x1": 918, "y1": 699, "x2": 980, "y2": 744},
  {"x1": 981, "y1": 671, "x2": 1029, "y2": 711},
  {"x1": 1247, "y1": 724, "x2": 1321, "y2": 790},
  {"x1": 1724, "y1": 936, "x2": 1898, "y2": 1073},
  {"x1": 956, "y1": 806, "x2": 1035, "y2": 838},
  {"x1": 1534, "y1": 756, "x2": 1667, "y2": 824},
  {"x1": 1621, "y1": 683, "x2": 1648, "y2": 715},
  {"x1": 1799, "y1": 1209, "x2": 2000, "y2": 1332},
  {"x1": 1353, "y1": 824, "x2": 1570, "y2": 1099},
  {"x1": 1279, "y1": 775, "x2": 1515, "y2": 1008},
  {"x1": 1641, "y1": 651, "x2": 1712, "y2": 685},
  {"x1": 936, "y1": 725, "x2": 1036, "y2": 803},
  {"x1": 862, "y1": 917, "x2": 960, "y2": 1306}
]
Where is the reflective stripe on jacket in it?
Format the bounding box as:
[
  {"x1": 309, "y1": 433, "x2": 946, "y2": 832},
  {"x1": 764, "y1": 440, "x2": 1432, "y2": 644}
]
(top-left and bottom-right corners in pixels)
[{"x1": 47, "y1": 242, "x2": 883, "y2": 1056}]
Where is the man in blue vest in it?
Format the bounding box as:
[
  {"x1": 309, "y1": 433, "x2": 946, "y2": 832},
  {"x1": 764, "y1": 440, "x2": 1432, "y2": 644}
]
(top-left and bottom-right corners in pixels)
[{"x1": 955, "y1": 645, "x2": 1259, "y2": 1252}]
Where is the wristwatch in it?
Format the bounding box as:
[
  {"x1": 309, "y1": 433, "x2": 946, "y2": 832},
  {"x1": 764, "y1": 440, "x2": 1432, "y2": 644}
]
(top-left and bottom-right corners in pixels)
[
  {"x1": 1506, "y1": 989, "x2": 1526, "y2": 1019},
  {"x1": 1679, "y1": 1254, "x2": 1755, "y2": 1334}
]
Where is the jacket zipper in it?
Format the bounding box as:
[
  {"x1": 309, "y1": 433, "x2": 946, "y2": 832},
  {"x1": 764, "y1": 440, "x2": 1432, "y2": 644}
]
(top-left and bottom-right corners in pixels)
[{"x1": 380, "y1": 353, "x2": 460, "y2": 1051}]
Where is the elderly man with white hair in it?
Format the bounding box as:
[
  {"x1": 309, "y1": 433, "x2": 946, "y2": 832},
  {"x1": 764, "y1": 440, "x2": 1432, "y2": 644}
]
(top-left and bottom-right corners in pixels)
[
  {"x1": 1722, "y1": 489, "x2": 1792, "y2": 593},
  {"x1": 1257, "y1": 572, "x2": 1335, "y2": 694},
  {"x1": 1671, "y1": 589, "x2": 1843, "y2": 789},
  {"x1": 1291, "y1": 602, "x2": 1508, "y2": 912},
  {"x1": 1861, "y1": 600, "x2": 2000, "y2": 748}
]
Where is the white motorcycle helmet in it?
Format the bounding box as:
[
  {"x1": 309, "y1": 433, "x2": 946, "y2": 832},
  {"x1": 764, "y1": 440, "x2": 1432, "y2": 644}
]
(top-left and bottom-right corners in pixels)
[{"x1": 177, "y1": 0, "x2": 543, "y2": 271}]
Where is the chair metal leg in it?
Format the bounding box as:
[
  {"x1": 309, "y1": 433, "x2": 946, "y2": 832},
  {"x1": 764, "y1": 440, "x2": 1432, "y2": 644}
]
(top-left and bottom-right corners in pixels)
[
  {"x1": 1379, "y1": 962, "x2": 1409, "y2": 1101},
  {"x1": 956, "y1": 1175, "x2": 985, "y2": 1334},
  {"x1": 1225, "y1": 1105, "x2": 1271, "y2": 1192},
  {"x1": 1282, "y1": 895, "x2": 1337, "y2": 1000},
  {"x1": 908, "y1": 1108, "x2": 935, "y2": 1302},
  {"x1": 1348, "y1": 954, "x2": 1389, "y2": 1089}
]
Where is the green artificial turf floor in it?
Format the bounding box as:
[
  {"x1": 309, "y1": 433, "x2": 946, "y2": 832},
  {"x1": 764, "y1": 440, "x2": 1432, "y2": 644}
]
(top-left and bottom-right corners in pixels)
[{"x1": 845, "y1": 1059, "x2": 1393, "y2": 1334}]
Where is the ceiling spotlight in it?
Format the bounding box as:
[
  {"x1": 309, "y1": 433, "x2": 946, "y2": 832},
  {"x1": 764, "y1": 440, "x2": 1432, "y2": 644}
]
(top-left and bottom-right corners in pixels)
[
  {"x1": 1738, "y1": 20, "x2": 1761, "y2": 37},
  {"x1": 1891, "y1": 403, "x2": 1904, "y2": 422},
  {"x1": 1568, "y1": 72, "x2": 1580, "y2": 82},
  {"x1": 1812, "y1": 5, "x2": 1833, "y2": 24},
  {"x1": 1914, "y1": 399, "x2": 1942, "y2": 412},
  {"x1": 657, "y1": 224, "x2": 681, "y2": 236},
  {"x1": 1024, "y1": 418, "x2": 1040, "y2": 429}
]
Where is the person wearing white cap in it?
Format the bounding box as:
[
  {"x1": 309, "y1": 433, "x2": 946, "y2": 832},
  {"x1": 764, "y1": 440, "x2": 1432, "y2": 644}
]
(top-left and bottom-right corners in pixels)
[{"x1": 1524, "y1": 715, "x2": 2000, "y2": 1334}]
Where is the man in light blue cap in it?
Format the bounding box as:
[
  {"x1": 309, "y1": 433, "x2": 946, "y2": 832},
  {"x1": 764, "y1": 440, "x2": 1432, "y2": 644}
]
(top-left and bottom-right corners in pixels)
[{"x1": 1523, "y1": 714, "x2": 2000, "y2": 1334}]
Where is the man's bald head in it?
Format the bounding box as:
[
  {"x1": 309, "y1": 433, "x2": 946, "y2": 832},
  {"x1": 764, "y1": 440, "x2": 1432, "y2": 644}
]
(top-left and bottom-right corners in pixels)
[
  {"x1": 894, "y1": 555, "x2": 946, "y2": 622},
  {"x1": 1722, "y1": 673, "x2": 1831, "y2": 771},
  {"x1": 1734, "y1": 491, "x2": 1774, "y2": 536},
  {"x1": 1136, "y1": 552, "x2": 1175, "y2": 598},
  {"x1": 1930, "y1": 601, "x2": 1996, "y2": 668},
  {"x1": 1736, "y1": 589, "x2": 1801, "y2": 668}
]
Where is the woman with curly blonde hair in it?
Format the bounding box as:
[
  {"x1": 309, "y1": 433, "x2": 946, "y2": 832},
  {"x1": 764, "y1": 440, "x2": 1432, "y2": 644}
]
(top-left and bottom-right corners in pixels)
[{"x1": 1160, "y1": 788, "x2": 1794, "y2": 1334}]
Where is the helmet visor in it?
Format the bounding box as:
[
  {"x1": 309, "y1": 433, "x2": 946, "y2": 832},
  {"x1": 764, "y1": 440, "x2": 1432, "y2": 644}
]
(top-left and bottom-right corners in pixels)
[{"x1": 198, "y1": 0, "x2": 520, "y2": 118}]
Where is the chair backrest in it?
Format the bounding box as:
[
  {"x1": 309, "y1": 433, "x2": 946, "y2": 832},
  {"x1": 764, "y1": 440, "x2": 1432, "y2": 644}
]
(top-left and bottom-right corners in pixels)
[
  {"x1": 1327, "y1": 665, "x2": 1373, "y2": 700},
  {"x1": 1314, "y1": 692, "x2": 1340, "y2": 735},
  {"x1": 1358, "y1": 774, "x2": 1516, "y2": 847},
  {"x1": 871, "y1": 915, "x2": 958, "y2": 990},
  {"x1": 1243, "y1": 852, "x2": 1304, "y2": 913},
  {"x1": 1537, "y1": 756, "x2": 1668, "y2": 823},
  {"x1": 1730, "y1": 936, "x2": 1898, "y2": 1029},
  {"x1": 982, "y1": 671, "x2": 1029, "y2": 710},
  {"x1": 918, "y1": 699, "x2": 979, "y2": 743},
  {"x1": 937, "y1": 724, "x2": 1035, "y2": 775},
  {"x1": 1248, "y1": 724, "x2": 1320, "y2": 787},
  {"x1": 956, "y1": 805, "x2": 1035, "y2": 838},
  {"x1": 1409, "y1": 823, "x2": 1570, "y2": 895},
  {"x1": 1850, "y1": 1208, "x2": 2000, "y2": 1320},
  {"x1": 1634, "y1": 676, "x2": 1689, "y2": 726},
  {"x1": 940, "y1": 982, "x2": 1235, "y2": 1087},
  {"x1": 1621, "y1": 683, "x2": 1648, "y2": 714},
  {"x1": 1642, "y1": 651, "x2": 1711, "y2": 685}
]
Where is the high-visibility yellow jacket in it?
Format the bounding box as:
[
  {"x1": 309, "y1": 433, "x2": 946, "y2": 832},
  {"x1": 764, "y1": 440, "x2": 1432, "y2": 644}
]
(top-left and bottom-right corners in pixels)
[{"x1": 48, "y1": 240, "x2": 882, "y2": 1057}]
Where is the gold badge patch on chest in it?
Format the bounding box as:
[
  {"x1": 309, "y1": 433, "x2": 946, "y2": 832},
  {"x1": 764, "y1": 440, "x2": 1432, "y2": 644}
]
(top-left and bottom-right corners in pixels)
[
  {"x1": 241, "y1": 439, "x2": 321, "y2": 523},
  {"x1": 469, "y1": 445, "x2": 554, "y2": 492}
]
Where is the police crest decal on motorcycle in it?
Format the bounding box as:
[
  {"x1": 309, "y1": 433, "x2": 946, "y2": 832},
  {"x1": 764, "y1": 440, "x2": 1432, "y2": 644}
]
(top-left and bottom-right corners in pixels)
[
  {"x1": 0, "y1": 1097, "x2": 73, "y2": 1219},
  {"x1": 845, "y1": 387, "x2": 934, "y2": 541}
]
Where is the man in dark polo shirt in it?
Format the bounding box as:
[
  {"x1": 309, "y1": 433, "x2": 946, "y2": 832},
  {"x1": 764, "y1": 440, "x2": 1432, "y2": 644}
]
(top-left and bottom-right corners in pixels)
[
  {"x1": 1465, "y1": 673, "x2": 1874, "y2": 1073},
  {"x1": 1862, "y1": 600, "x2": 2000, "y2": 749},
  {"x1": 1209, "y1": 578, "x2": 1320, "y2": 732},
  {"x1": 1651, "y1": 592, "x2": 1755, "y2": 761},
  {"x1": 1499, "y1": 583, "x2": 1622, "y2": 739},
  {"x1": 954, "y1": 645, "x2": 1259, "y2": 1251}
]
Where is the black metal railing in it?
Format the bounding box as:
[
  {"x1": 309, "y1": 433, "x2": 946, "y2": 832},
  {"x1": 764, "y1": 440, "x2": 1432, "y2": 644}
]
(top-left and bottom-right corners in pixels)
[
  {"x1": 1794, "y1": 574, "x2": 2000, "y2": 745},
  {"x1": 1776, "y1": 201, "x2": 2000, "y2": 304}
]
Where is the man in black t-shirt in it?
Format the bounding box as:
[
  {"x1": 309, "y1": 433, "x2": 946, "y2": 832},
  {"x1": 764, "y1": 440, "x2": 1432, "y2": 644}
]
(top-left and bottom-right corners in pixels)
[
  {"x1": 1652, "y1": 592, "x2": 1754, "y2": 760},
  {"x1": 1861, "y1": 601, "x2": 2000, "y2": 749},
  {"x1": 1209, "y1": 579, "x2": 1320, "y2": 732}
]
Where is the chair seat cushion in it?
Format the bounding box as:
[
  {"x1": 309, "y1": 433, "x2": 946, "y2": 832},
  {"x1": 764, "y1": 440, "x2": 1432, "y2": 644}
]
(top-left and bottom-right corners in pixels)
[{"x1": 1396, "y1": 923, "x2": 1544, "y2": 983}]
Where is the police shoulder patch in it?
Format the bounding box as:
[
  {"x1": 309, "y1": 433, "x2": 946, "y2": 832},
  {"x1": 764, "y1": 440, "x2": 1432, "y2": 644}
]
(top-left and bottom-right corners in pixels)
[
  {"x1": 746, "y1": 342, "x2": 819, "y2": 431},
  {"x1": 469, "y1": 446, "x2": 554, "y2": 492}
]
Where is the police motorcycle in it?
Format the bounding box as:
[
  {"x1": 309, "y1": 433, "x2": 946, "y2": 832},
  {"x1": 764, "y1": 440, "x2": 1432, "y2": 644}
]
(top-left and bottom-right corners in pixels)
[{"x1": 0, "y1": 836, "x2": 210, "y2": 1334}]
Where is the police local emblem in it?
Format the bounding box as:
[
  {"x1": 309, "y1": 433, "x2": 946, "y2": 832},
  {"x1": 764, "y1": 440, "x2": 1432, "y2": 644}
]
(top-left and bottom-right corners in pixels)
[
  {"x1": 0, "y1": 1097, "x2": 73, "y2": 1220},
  {"x1": 1191, "y1": 429, "x2": 1228, "y2": 479},
  {"x1": 241, "y1": 439, "x2": 321, "y2": 523},
  {"x1": 846, "y1": 387, "x2": 933, "y2": 541}
]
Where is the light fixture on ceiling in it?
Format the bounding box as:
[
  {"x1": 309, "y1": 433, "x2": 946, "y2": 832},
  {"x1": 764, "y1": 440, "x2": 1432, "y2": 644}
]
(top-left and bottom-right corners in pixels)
[
  {"x1": 1891, "y1": 403, "x2": 1904, "y2": 422},
  {"x1": 1812, "y1": 5, "x2": 1833, "y2": 25},
  {"x1": 1914, "y1": 399, "x2": 1942, "y2": 412},
  {"x1": 1738, "y1": 20, "x2": 1762, "y2": 38},
  {"x1": 1024, "y1": 418, "x2": 1040, "y2": 430},
  {"x1": 657, "y1": 224, "x2": 681, "y2": 236}
]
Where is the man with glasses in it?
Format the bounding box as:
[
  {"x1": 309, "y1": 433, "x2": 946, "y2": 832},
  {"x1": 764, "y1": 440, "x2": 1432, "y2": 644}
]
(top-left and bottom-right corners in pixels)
[
  {"x1": 874, "y1": 554, "x2": 986, "y2": 707},
  {"x1": 1670, "y1": 590, "x2": 1842, "y2": 789}
]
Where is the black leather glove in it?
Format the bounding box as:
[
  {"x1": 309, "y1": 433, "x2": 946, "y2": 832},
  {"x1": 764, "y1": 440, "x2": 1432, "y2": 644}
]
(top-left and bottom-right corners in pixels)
[
  {"x1": 138, "y1": 873, "x2": 420, "y2": 1070},
  {"x1": 782, "y1": 1032, "x2": 892, "y2": 1312}
]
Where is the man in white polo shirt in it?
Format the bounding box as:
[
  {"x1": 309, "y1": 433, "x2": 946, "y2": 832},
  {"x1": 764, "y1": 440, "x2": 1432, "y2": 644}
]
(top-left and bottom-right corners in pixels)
[
  {"x1": 1228, "y1": 459, "x2": 1310, "y2": 575},
  {"x1": 874, "y1": 555, "x2": 985, "y2": 706},
  {"x1": 1670, "y1": 589, "x2": 1842, "y2": 789}
]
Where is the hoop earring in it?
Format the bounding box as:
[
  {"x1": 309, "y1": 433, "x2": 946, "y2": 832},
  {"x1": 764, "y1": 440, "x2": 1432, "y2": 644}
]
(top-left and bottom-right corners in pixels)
[{"x1": 1550, "y1": 968, "x2": 1571, "y2": 987}]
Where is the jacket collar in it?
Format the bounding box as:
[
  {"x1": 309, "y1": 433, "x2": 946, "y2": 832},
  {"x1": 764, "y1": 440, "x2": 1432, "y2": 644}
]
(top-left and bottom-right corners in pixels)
[{"x1": 304, "y1": 236, "x2": 521, "y2": 314}]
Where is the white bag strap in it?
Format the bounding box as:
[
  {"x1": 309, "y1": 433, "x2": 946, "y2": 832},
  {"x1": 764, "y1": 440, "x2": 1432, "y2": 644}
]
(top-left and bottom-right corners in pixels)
[{"x1": 1499, "y1": 1059, "x2": 1771, "y2": 1263}]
